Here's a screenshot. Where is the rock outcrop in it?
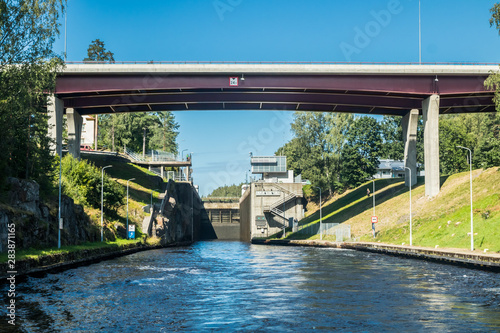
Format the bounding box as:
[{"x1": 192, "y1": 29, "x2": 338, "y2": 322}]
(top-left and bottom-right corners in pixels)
[
  {"x1": 0, "y1": 178, "x2": 99, "y2": 252},
  {"x1": 153, "y1": 180, "x2": 197, "y2": 245}
]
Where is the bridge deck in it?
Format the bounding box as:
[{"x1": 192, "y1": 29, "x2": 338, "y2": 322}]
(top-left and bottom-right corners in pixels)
[{"x1": 55, "y1": 63, "x2": 498, "y2": 116}]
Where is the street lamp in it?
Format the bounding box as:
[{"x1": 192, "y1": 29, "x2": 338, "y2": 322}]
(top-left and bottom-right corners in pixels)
[
  {"x1": 58, "y1": 148, "x2": 62, "y2": 249},
  {"x1": 457, "y1": 146, "x2": 474, "y2": 251},
  {"x1": 312, "y1": 186, "x2": 322, "y2": 240},
  {"x1": 101, "y1": 165, "x2": 112, "y2": 242},
  {"x1": 371, "y1": 178, "x2": 375, "y2": 216},
  {"x1": 151, "y1": 188, "x2": 160, "y2": 211},
  {"x1": 282, "y1": 190, "x2": 286, "y2": 239},
  {"x1": 404, "y1": 167, "x2": 413, "y2": 246},
  {"x1": 181, "y1": 149, "x2": 188, "y2": 161},
  {"x1": 366, "y1": 178, "x2": 376, "y2": 238},
  {"x1": 127, "y1": 178, "x2": 136, "y2": 239}
]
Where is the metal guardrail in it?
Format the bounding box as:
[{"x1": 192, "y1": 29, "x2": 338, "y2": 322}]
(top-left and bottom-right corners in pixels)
[
  {"x1": 124, "y1": 147, "x2": 176, "y2": 163},
  {"x1": 166, "y1": 170, "x2": 191, "y2": 182},
  {"x1": 65, "y1": 61, "x2": 500, "y2": 66},
  {"x1": 296, "y1": 223, "x2": 351, "y2": 241}
]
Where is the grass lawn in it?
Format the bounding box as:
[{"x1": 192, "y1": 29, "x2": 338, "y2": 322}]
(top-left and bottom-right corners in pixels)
[{"x1": 285, "y1": 167, "x2": 500, "y2": 253}]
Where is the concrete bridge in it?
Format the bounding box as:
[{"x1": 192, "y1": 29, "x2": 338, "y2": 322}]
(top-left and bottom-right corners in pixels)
[{"x1": 48, "y1": 62, "x2": 499, "y2": 197}]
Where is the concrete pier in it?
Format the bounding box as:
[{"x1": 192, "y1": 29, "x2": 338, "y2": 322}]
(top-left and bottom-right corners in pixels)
[
  {"x1": 423, "y1": 94, "x2": 440, "y2": 197},
  {"x1": 67, "y1": 108, "x2": 82, "y2": 159},
  {"x1": 402, "y1": 109, "x2": 419, "y2": 187}
]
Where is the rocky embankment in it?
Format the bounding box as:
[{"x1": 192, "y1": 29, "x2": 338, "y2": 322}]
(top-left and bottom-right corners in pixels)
[{"x1": 0, "y1": 177, "x2": 99, "y2": 253}]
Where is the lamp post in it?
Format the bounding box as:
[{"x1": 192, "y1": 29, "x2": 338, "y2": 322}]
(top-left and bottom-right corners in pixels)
[
  {"x1": 313, "y1": 186, "x2": 322, "y2": 240},
  {"x1": 367, "y1": 178, "x2": 376, "y2": 238},
  {"x1": 404, "y1": 167, "x2": 412, "y2": 246},
  {"x1": 282, "y1": 190, "x2": 286, "y2": 239},
  {"x1": 101, "y1": 165, "x2": 112, "y2": 242},
  {"x1": 419, "y1": 0, "x2": 421, "y2": 64},
  {"x1": 151, "y1": 188, "x2": 160, "y2": 211},
  {"x1": 58, "y1": 148, "x2": 62, "y2": 249},
  {"x1": 181, "y1": 149, "x2": 188, "y2": 161},
  {"x1": 457, "y1": 146, "x2": 474, "y2": 251},
  {"x1": 126, "y1": 178, "x2": 135, "y2": 239},
  {"x1": 372, "y1": 179, "x2": 375, "y2": 216}
]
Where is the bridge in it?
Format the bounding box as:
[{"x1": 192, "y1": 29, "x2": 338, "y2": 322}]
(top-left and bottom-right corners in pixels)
[{"x1": 48, "y1": 62, "x2": 499, "y2": 197}]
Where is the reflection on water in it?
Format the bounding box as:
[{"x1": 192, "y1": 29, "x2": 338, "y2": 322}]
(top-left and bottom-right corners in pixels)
[{"x1": 2, "y1": 241, "x2": 500, "y2": 332}]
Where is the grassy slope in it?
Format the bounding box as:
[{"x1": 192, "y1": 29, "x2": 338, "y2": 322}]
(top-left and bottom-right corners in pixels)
[
  {"x1": 82, "y1": 155, "x2": 164, "y2": 232},
  {"x1": 287, "y1": 167, "x2": 500, "y2": 252},
  {"x1": 0, "y1": 156, "x2": 165, "y2": 263}
]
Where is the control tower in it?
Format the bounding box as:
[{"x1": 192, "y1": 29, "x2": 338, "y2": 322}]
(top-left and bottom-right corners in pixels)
[{"x1": 239, "y1": 155, "x2": 305, "y2": 241}]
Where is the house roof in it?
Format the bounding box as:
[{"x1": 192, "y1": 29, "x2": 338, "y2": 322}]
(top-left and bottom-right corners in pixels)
[{"x1": 377, "y1": 159, "x2": 406, "y2": 172}]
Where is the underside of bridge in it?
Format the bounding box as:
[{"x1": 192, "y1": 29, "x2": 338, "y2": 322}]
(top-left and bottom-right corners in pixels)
[{"x1": 48, "y1": 63, "x2": 498, "y2": 197}]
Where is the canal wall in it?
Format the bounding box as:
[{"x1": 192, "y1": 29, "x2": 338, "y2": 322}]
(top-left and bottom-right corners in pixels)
[
  {"x1": 154, "y1": 180, "x2": 202, "y2": 244},
  {"x1": 0, "y1": 240, "x2": 193, "y2": 281},
  {"x1": 252, "y1": 239, "x2": 500, "y2": 272}
]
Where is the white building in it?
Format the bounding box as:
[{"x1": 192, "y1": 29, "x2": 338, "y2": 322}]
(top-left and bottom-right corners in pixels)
[
  {"x1": 81, "y1": 116, "x2": 96, "y2": 147},
  {"x1": 374, "y1": 159, "x2": 424, "y2": 179}
]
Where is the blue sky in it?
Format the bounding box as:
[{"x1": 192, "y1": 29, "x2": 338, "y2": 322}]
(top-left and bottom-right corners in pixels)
[{"x1": 53, "y1": 0, "x2": 500, "y2": 196}]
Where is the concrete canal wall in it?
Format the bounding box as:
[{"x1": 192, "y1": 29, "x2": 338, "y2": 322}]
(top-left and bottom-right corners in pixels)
[{"x1": 252, "y1": 239, "x2": 500, "y2": 272}]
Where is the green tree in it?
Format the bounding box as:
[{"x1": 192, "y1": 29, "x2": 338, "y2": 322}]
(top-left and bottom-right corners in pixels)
[
  {"x1": 149, "y1": 111, "x2": 179, "y2": 154},
  {"x1": 0, "y1": 0, "x2": 65, "y2": 193},
  {"x1": 379, "y1": 116, "x2": 404, "y2": 161},
  {"x1": 289, "y1": 112, "x2": 333, "y2": 196},
  {"x1": 207, "y1": 183, "x2": 243, "y2": 198},
  {"x1": 379, "y1": 115, "x2": 424, "y2": 164},
  {"x1": 485, "y1": 3, "x2": 500, "y2": 111},
  {"x1": 276, "y1": 112, "x2": 353, "y2": 198},
  {"x1": 61, "y1": 154, "x2": 124, "y2": 212},
  {"x1": 98, "y1": 112, "x2": 179, "y2": 154},
  {"x1": 439, "y1": 113, "x2": 500, "y2": 174},
  {"x1": 83, "y1": 39, "x2": 115, "y2": 63},
  {"x1": 340, "y1": 116, "x2": 382, "y2": 187}
]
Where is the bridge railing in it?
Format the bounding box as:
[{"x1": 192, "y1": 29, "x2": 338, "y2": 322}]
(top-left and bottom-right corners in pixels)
[{"x1": 67, "y1": 61, "x2": 499, "y2": 66}]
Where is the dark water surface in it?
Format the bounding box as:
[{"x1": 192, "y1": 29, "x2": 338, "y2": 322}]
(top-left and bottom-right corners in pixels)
[{"x1": 2, "y1": 241, "x2": 500, "y2": 332}]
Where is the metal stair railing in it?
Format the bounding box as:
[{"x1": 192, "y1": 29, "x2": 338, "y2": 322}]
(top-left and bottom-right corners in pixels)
[
  {"x1": 272, "y1": 183, "x2": 302, "y2": 197},
  {"x1": 270, "y1": 193, "x2": 296, "y2": 211},
  {"x1": 124, "y1": 147, "x2": 147, "y2": 162}
]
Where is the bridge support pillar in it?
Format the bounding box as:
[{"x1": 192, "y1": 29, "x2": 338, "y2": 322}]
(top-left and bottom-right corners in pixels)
[
  {"x1": 47, "y1": 95, "x2": 63, "y2": 155},
  {"x1": 67, "y1": 108, "x2": 82, "y2": 159},
  {"x1": 423, "y1": 94, "x2": 440, "y2": 197},
  {"x1": 402, "y1": 109, "x2": 419, "y2": 187}
]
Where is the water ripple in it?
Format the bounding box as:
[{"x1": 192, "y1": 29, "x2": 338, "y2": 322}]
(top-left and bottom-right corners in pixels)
[{"x1": 2, "y1": 241, "x2": 500, "y2": 332}]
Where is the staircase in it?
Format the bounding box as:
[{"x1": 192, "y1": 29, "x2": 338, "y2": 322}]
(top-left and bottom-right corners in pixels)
[{"x1": 263, "y1": 184, "x2": 300, "y2": 225}]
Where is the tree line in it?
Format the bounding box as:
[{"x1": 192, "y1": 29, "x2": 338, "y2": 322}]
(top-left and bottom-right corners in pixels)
[
  {"x1": 0, "y1": 0, "x2": 64, "y2": 195},
  {"x1": 83, "y1": 39, "x2": 180, "y2": 155},
  {"x1": 97, "y1": 111, "x2": 179, "y2": 155},
  {"x1": 0, "y1": 4, "x2": 180, "y2": 200},
  {"x1": 276, "y1": 112, "x2": 499, "y2": 200}
]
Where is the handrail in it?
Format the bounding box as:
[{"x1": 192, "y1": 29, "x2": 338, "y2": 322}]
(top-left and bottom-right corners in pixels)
[
  {"x1": 125, "y1": 147, "x2": 176, "y2": 163},
  {"x1": 269, "y1": 193, "x2": 296, "y2": 211},
  {"x1": 65, "y1": 61, "x2": 500, "y2": 66}
]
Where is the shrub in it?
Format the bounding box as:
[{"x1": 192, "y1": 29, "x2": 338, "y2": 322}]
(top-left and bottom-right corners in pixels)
[{"x1": 60, "y1": 155, "x2": 124, "y2": 212}]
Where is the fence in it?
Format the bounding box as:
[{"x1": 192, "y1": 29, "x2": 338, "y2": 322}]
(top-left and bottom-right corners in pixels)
[
  {"x1": 166, "y1": 170, "x2": 190, "y2": 182},
  {"x1": 296, "y1": 223, "x2": 351, "y2": 241},
  {"x1": 124, "y1": 147, "x2": 176, "y2": 163}
]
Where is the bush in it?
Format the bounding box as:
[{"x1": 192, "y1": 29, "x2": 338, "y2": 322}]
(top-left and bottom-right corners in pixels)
[{"x1": 60, "y1": 155, "x2": 124, "y2": 212}]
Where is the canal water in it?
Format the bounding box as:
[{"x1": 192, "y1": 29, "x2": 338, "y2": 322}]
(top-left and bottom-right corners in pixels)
[{"x1": 2, "y1": 241, "x2": 500, "y2": 332}]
